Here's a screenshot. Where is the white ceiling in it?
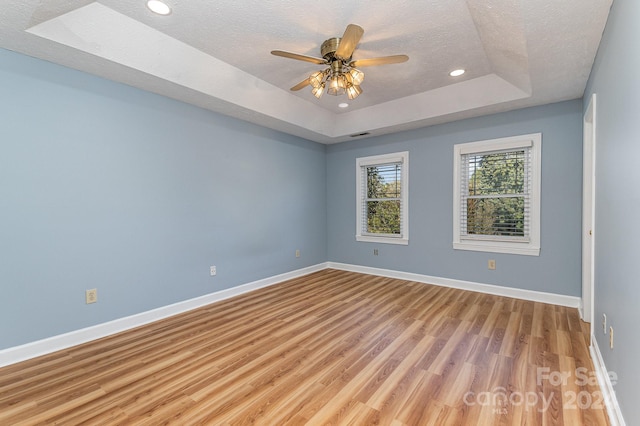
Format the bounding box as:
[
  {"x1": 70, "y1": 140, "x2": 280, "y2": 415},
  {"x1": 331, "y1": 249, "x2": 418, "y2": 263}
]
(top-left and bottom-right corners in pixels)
[{"x1": 0, "y1": 0, "x2": 612, "y2": 144}]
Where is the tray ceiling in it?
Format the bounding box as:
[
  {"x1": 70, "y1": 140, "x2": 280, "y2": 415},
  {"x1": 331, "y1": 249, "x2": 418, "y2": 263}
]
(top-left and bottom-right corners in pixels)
[{"x1": 0, "y1": 0, "x2": 612, "y2": 143}]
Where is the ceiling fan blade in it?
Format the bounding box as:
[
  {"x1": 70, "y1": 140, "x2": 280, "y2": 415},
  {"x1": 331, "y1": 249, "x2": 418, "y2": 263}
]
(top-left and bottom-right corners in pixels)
[
  {"x1": 350, "y1": 55, "x2": 409, "y2": 68},
  {"x1": 290, "y1": 78, "x2": 311, "y2": 91},
  {"x1": 271, "y1": 50, "x2": 326, "y2": 65},
  {"x1": 335, "y1": 24, "x2": 364, "y2": 60}
]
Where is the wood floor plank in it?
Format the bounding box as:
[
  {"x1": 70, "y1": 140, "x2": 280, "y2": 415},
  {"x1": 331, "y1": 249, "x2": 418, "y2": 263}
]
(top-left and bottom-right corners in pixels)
[{"x1": 0, "y1": 269, "x2": 610, "y2": 425}]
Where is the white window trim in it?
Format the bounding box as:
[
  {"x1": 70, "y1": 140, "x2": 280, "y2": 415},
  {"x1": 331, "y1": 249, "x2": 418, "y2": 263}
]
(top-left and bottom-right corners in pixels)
[
  {"x1": 356, "y1": 151, "x2": 409, "y2": 245},
  {"x1": 453, "y1": 133, "x2": 541, "y2": 256}
]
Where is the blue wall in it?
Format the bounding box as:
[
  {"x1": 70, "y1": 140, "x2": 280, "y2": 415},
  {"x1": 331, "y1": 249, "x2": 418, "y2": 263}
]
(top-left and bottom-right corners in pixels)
[
  {"x1": 326, "y1": 100, "x2": 583, "y2": 296},
  {"x1": 585, "y1": 0, "x2": 639, "y2": 423},
  {"x1": 0, "y1": 45, "x2": 587, "y2": 361},
  {"x1": 0, "y1": 48, "x2": 327, "y2": 349}
]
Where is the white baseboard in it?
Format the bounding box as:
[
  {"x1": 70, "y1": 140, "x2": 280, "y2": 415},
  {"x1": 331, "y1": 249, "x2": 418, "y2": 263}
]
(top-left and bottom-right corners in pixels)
[
  {"x1": 0, "y1": 263, "x2": 328, "y2": 368},
  {"x1": 0, "y1": 261, "x2": 583, "y2": 368},
  {"x1": 590, "y1": 337, "x2": 626, "y2": 426},
  {"x1": 327, "y1": 262, "x2": 582, "y2": 308}
]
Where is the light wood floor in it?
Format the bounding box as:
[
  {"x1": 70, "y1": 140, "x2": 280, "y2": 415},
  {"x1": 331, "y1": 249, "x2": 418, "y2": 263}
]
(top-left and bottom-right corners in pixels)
[{"x1": 0, "y1": 269, "x2": 609, "y2": 425}]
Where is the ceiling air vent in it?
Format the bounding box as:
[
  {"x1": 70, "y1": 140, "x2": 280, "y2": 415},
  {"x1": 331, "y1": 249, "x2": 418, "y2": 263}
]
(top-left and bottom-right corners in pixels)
[{"x1": 350, "y1": 132, "x2": 370, "y2": 138}]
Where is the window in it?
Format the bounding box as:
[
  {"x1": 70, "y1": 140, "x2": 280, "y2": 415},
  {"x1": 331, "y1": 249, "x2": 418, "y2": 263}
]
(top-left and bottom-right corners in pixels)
[
  {"x1": 453, "y1": 134, "x2": 541, "y2": 256},
  {"x1": 356, "y1": 152, "x2": 409, "y2": 245}
]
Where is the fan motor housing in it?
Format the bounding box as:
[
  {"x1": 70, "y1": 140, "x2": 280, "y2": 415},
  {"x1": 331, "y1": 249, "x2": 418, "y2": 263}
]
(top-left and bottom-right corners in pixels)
[{"x1": 321, "y1": 37, "x2": 342, "y2": 61}]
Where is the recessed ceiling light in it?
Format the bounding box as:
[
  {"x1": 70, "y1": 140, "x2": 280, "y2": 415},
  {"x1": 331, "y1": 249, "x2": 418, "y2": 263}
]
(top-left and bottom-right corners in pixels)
[
  {"x1": 449, "y1": 69, "x2": 466, "y2": 77},
  {"x1": 338, "y1": 103, "x2": 349, "y2": 108},
  {"x1": 147, "y1": 0, "x2": 171, "y2": 15}
]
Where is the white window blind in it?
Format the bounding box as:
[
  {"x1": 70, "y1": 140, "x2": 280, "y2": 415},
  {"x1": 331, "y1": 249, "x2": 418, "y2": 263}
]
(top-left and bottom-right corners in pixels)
[
  {"x1": 356, "y1": 151, "x2": 409, "y2": 245},
  {"x1": 453, "y1": 133, "x2": 541, "y2": 256},
  {"x1": 361, "y1": 161, "x2": 403, "y2": 237},
  {"x1": 460, "y1": 147, "x2": 531, "y2": 241}
]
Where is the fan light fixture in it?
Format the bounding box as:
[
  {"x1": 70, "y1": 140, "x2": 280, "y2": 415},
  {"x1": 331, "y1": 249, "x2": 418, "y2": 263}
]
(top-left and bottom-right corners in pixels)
[
  {"x1": 313, "y1": 57, "x2": 363, "y2": 99},
  {"x1": 271, "y1": 24, "x2": 409, "y2": 101},
  {"x1": 311, "y1": 67, "x2": 363, "y2": 99}
]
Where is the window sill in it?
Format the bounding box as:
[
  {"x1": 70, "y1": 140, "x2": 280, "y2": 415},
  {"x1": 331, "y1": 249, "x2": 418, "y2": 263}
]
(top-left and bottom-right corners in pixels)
[
  {"x1": 356, "y1": 235, "x2": 409, "y2": 245},
  {"x1": 453, "y1": 241, "x2": 539, "y2": 256}
]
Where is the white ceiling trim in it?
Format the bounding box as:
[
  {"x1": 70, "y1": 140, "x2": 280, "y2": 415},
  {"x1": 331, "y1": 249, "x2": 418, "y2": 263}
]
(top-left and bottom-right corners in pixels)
[{"x1": 333, "y1": 74, "x2": 530, "y2": 139}]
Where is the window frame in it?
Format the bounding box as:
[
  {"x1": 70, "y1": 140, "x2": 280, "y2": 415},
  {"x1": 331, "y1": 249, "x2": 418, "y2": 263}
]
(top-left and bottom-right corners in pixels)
[
  {"x1": 453, "y1": 134, "x2": 541, "y2": 256},
  {"x1": 356, "y1": 151, "x2": 409, "y2": 245}
]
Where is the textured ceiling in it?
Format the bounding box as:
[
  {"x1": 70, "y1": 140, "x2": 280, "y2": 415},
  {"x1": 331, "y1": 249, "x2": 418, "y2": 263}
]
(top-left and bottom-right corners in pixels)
[{"x1": 0, "y1": 0, "x2": 612, "y2": 143}]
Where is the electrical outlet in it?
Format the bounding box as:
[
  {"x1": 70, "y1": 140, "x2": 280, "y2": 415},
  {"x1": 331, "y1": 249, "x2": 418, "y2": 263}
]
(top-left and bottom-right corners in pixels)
[
  {"x1": 85, "y1": 288, "x2": 97, "y2": 304},
  {"x1": 210, "y1": 265, "x2": 217, "y2": 276},
  {"x1": 603, "y1": 313, "x2": 607, "y2": 334},
  {"x1": 295, "y1": 249, "x2": 300, "y2": 258},
  {"x1": 609, "y1": 326, "x2": 614, "y2": 349},
  {"x1": 488, "y1": 259, "x2": 496, "y2": 270},
  {"x1": 374, "y1": 249, "x2": 379, "y2": 256}
]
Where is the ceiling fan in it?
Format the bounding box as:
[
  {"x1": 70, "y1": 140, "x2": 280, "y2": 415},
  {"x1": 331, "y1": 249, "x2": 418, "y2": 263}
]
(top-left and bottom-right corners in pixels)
[{"x1": 271, "y1": 24, "x2": 409, "y2": 100}]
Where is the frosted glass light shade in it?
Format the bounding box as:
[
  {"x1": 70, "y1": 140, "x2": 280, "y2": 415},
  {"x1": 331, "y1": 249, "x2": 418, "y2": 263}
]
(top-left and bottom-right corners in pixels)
[
  {"x1": 349, "y1": 68, "x2": 365, "y2": 85},
  {"x1": 309, "y1": 71, "x2": 324, "y2": 88},
  {"x1": 312, "y1": 83, "x2": 325, "y2": 99},
  {"x1": 346, "y1": 84, "x2": 362, "y2": 99},
  {"x1": 327, "y1": 74, "x2": 346, "y2": 96}
]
